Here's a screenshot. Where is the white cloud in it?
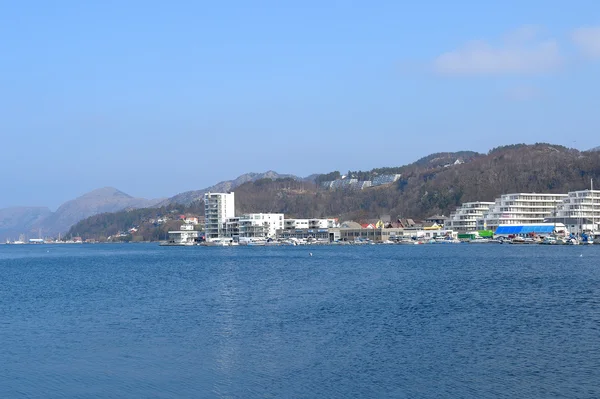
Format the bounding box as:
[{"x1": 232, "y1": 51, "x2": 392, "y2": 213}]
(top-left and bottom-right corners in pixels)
[
  {"x1": 433, "y1": 27, "x2": 562, "y2": 76},
  {"x1": 572, "y1": 26, "x2": 600, "y2": 59}
]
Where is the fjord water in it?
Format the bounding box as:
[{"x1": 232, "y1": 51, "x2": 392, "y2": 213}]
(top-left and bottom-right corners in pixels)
[{"x1": 1, "y1": 244, "x2": 599, "y2": 398}]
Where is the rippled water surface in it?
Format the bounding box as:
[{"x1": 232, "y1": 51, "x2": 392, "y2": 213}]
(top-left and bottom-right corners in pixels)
[{"x1": 1, "y1": 243, "x2": 600, "y2": 398}]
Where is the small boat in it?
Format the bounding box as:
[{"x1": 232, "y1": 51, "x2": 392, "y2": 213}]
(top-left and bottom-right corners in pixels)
[
  {"x1": 540, "y1": 236, "x2": 559, "y2": 245},
  {"x1": 581, "y1": 232, "x2": 594, "y2": 245},
  {"x1": 468, "y1": 237, "x2": 489, "y2": 244}
]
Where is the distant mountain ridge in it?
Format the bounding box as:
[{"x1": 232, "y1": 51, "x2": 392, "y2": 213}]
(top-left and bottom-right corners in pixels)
[
  {"x1": 0, "y1": 187, "x2": 163, "y2": 241},
  {"x1": 0, "y1": 207, "x2": 52, "y2": 241},
  {"x1": 159, "y1": 170, "x2": 303, "y2": 206}
]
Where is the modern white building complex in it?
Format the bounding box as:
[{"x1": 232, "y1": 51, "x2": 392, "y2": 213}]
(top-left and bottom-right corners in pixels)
[
  {"x1": 238, "y1": 213, "x2": 284, "y2": 240},
  {"x1": 546, "y1": 189, "x2": 600, "y2": 234},
  {"x1": 284, "y1": 218, "x2": 339, "y2": 230},
  {"x1": 477, "y1": 193, "x2": 568, "y2": 231},
  {"x1": 166, "y1": 223, "x2": 199, "y2": 245},
  {"x1": 284, "y1": 219, "x2": 310, "y2": 229},
  {"x1": 445, "y1": 201, "x2": 495, "y2": 232},
  {"x1": 371, "y1": 174, "x2": 401, "y2": 187},
  {"x1": 309, "y1": 218, "x2": 339, "y2": 229},
  {"x1": 204, "y1": 192, "x2": 235, "y2": 242}
]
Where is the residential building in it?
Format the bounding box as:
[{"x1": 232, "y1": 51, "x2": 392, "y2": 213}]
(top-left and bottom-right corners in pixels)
[
  {"x1": 276, "y1": 228, "x2": 339, "y2": 242},
  {"x1": 225, "y1": 217, "x2": 240, "y2": 240},
  {"x1": 166, "y1": 223, "x2": 200, "y2": 245},
  {"x1": 356, "y1": 181, "x2": 372, "y2": 190},
  {"x1": 339, "y1": 227, "x2": 404, "y2": 242},
  {"x1": 425, "y1": 215, "x2": 447, "y2": 225},
  {"x1": 545, "y1": 189, "x2": 600, "y2": 234},
  {"x1": 371, "y1": 174, "x2": 401, "y2": 187},
  {"x1": 445, "y1": 202, "x2": 495, "y2": 232},
  {"x1": 284, "y1": 219, "x2": 310, "y2": 230},
  {"x1": 204, "y1": 192, "x2": 235, "y2": 242},
  {"x1": 477, "y1": 193, "x2": 568, "y2": 231},
  {"x1": 309, "y1": 218, "x2": 339, "y2": 229},
  {"x1": 330, "y1": 179, "x2": 358, "y2": 189},
  {"x1": 238, "y1": 213, "x2": 284, "y2": 239}
]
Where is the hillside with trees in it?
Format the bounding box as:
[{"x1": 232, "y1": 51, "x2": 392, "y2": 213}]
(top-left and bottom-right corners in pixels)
[{"x1": 69, "y1": 143, "x2": 600, "y2": 240}]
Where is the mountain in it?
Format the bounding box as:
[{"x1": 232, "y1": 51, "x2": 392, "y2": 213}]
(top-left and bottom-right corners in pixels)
[
  {"x1": 37, "y1": 187, "x2": 163, "y2": 236},
  {"x1": 0, "y1": 207, "x2": 52, "y2": 241},
  {"x1": 159, "y1": 170, "x2": 302, "y2": 206},
  {"x1": 0, "y1": 187, "x2": 164, "y2": 241}
]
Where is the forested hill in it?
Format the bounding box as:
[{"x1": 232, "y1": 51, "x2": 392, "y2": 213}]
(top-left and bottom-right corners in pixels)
[
  {"x1": 69, "y1": 143, "x2": 600, "y2": 240},
  {"x1": 234, "y1": 144, "x2": 600, "y2": 221}
]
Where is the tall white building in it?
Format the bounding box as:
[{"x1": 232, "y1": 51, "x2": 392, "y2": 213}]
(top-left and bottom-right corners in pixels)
[
  {"x1": 477, "y1": 193, "x2": 568, "y2": 231},
  {"x1": 239, "y1": 213, "x2": 284, "y2": 239},
  {"x1": 445, "y1": 201, "x2": 495, "y2": 232},
  {"x1": 204, "y1": 192, "x2": 235, "y2": 242},
  {"x1": 546, "y1": 189, "x2": 600, "y2": 234}
]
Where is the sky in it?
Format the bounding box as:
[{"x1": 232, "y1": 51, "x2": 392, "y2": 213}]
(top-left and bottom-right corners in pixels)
[{"x1": 2, "y1": 0, "x2": 600, "y2": 209}]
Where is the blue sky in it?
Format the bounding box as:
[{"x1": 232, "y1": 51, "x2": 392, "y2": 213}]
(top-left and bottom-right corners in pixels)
[{"x1": 2, "y1": 0, "x2": 600, "y2": 209}]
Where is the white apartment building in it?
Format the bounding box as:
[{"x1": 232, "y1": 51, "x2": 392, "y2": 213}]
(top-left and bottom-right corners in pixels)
[
  {"x1": 308, "y1": 218, "x2": 339, "y2": 229},
  {"x1": 238, "y1": 213, "x2": 284, "y2": 239},
  {"x1": 285, "y1": 218, "x2": 338, "y2": 230},
  {"x1": 166, "y1": 223, "x2": 199, "y2": 245},
  {"x1": 477, "y1": 193, "x2": 568, "y2": 231},
  {"x1": 546, "y1": 189, "x2": 600, "y2": 234},
  {"x1": 284, "y1": 219, "x2": 310, "y2": 230},
  {"x1": 204, "y1": 192, "x2": 235, "y2": 242},
  {"x1": 445, "y1": 201, "x2": 495, "y2": 232}
]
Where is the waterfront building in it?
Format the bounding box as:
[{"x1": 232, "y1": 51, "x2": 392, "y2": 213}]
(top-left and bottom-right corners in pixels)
[
  {"x1": 285, "y1": 218, "x2": 339, "y2": 230},
  {"x1": 225, "y1": 217, "x2": 240, "y2": 240},
  {"x1": 276, "y1": 228, "x2": 339, "y2": 242},
  {"x1": 493, "y1": 223, "x2": 567, "y2": 237},
  {"x1": 238, "y1": 213, "x2": 284, "y2": 240},
  {"x1": 204, "y1": 192, "x2": 235, "y2": 242},
  {"x1": 445, "y1": 202, "x2": 495, "y2": 232},
  {"x1": 166, "y1": 223, "x2": 200, "y2": 245},
  {"x1": 545, "y1": 189, "x2": 600, "y2": 234},
  {"x1": 309, "y1": 218, "x2": 339, "y2": 229},
  {"x1": 401, "y1": 227, "x2": 457, "y2": 239},
  {"x1": 340, "y1": 227, "x2": 404, "y2": 242},
  {"x1": 284, "y1": 219, "x2": 310, "y2": 230},
  {"x1": 477, "y1": 193, "x2": 568, "y2": 231}
]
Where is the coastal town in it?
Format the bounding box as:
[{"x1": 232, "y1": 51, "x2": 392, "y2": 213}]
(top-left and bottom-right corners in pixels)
[{"x1": 160, "y1": 180, "x2": 600, "y2": 246}]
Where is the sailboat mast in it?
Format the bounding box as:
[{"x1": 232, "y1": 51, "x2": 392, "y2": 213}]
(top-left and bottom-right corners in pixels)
[{"x1": 592, "y1": 178, "x2": 595, "y2": 234}]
